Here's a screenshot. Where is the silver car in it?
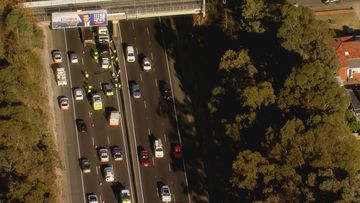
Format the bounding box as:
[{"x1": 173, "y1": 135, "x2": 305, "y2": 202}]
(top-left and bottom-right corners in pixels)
[{"x1": 131, "y1": 82, "x2": 141, "y2": 98}]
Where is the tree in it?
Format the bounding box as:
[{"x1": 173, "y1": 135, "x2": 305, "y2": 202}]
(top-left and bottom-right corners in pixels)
[
  {"x1": 239, "y1": 0, "x2": 269, "y2": 33},
  {"x1": 277, "y1": 5, "x2": 339, "y2": 70}
]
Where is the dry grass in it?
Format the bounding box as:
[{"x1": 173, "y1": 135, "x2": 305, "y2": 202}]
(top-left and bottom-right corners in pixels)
[{"x1": 315, "y1": 11, "x2": 360, "y2": 31}]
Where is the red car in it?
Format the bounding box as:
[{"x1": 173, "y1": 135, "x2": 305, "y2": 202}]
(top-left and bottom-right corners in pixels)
[
  {"x1": 173, "y1": 145, "x2": 182, "y2": 159},
  {"x1": 140, "y1": 150, "x2": 150, "y2": 167}
]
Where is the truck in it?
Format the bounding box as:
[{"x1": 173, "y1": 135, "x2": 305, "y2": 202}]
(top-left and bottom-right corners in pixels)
[
  {"x1": 109, "y1": 111, "x2": 120, "y2": 127},
  {"x1": 97, "y1": 26, "x2": 109, "y2": 43},
  {"x1": 80, "y1": 27, "x2": 93, "y2": 45},
  {"x1": 56, "y1": 67, "x2": 67, "y2": 86}
]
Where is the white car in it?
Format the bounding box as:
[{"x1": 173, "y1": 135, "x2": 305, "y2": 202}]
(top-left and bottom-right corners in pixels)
[
  {"x1": 87, "y1": 193, "x2": 98, "y2": 203},
  {"x1": 160, "y1": 185, "x2": 171, "y2": 202},
  {"x1": 98, "y1": 148, "x2": 109, "y2": 163},
  {"x1": 154, "y1": 139, "x2": 164, "y2": 158},
  {"x1": 59, "y1": 97, "x2": 69, "y2": 110},
  {"x1": 69, "y1": 52, "x2": 78, "y2": 63},
  {"x1": 73, "y1": 88, "x2": 84, "y2": 101},
  {"x1": 103, "y1": 165, "x2": 115, "y2": 182},
  {"x1": 52, "y1": 50, "x2": 63, "y2": 63},
  {"x1": 142, "y1": 57, "x2": 151, "y2": 72},
  {"x1": 126, "y1": 46, "x2": 135, "y2": 62}
]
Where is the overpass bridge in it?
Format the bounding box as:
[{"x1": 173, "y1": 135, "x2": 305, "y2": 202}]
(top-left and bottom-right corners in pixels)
[{"x1": 20, "y1": 0, "x2": 205, "y2": 22}]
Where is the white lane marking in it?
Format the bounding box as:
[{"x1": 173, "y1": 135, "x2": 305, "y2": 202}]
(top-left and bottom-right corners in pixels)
[
  {"x1": 159, "y1": 17, "x2": 192, "y2": 203},
  {"x1": 96, "y1": 165, "x2": 99, "y2": 175},
  {"x1": 173, "y1": 194, "x2": 176, "y2": 203},
  {"x1": 151, "y1": 52, "x2": 154, "y2": 60},
  {"x1": 63, "y1": 29, "x2": 86, "y2": 203},
  {"x1": 144, "y1": 100, "x2": 147, "y2": 109},
  {"x1": 136, "y1": 47, "x2": 138, "y2": 56},
  {"x1": 168, "y1": 163, "x2": 172, "y2": 172},
  {"x1": 132, "y1": 22, "x2": 135, "y2": 30},
  {"x1": 148, "y1": 128, "x2": 151, "y2": 135},
  {"x1": 92, "y1": 137, "x2": 95, "y2": 146},
  {"x1": 140, "y1": 73, "x2": 143, "y2": 81},
  {"x1": 99, "y1": 195, "x2": 102, "y2": 203},
  {"x1": 155, "y1": 79, "x2": 158, "y2": 87},
  {"x1": 81, "y1": 57, "x2": 84, "y2": 65},
  {"x1": 164, "y1": 133, "x2": 167, "y2": 143},
  {"x1": 152, "y1": 157, "x2": 155, "y2": 166},
  {"x1": 107, "y1": 136, "x2": 110, "y2": 145},
  {"x1": 146, "y1": 26, "x2": 150, "y2": 35},
  {"x1": 119, "y1": 23, "x2": 144, "y2": 203},
  {"x1": 155, "y1": 187, "x2": 159, "y2": 197}
]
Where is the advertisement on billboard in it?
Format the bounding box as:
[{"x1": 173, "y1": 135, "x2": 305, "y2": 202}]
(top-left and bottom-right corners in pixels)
[{"x1": 52, "y1": 10, "x2": 108, "y2": 29}]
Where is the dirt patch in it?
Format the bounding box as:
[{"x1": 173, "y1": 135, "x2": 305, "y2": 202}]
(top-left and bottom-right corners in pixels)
[
  {"x1": 315, "y1": 10, "x2": 360, "y2": 31},
  {"x1": 314, "y1": 8, "x2": 353, "y2": 16}
]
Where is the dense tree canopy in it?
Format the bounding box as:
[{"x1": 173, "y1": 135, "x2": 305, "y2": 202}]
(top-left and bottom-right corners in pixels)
[
  {"x1": 0, "y1": 5, "x2": 59, "y2": 202},
  {"x1": 205, "y1": 0, "x2": 360, "y2": 202}
]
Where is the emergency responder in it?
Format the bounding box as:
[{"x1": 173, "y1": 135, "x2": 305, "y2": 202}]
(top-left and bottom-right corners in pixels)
[
  {"x1": 87, "y1": 85, "x2": 93, "y2": 93},
  {"x1": 84, "y1": 71, "x2": 89, "y2": 79}
]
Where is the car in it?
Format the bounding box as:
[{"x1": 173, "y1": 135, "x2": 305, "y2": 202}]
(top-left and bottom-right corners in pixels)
[
  {"x1": 111, "y1": 146, "x2": 123, "y2": 161},
  {"x1": 102, "y1": 83, "x2": 114, "y2": 96},
  {"x1": 130, "y1": 82, "x2": 141, "y2": 98},
  {"x1": 159, "y1": 81, "x2": 172, "y2": 101},
  {"x1": 126, "y1": 46, "x2": 135, "y2": 62},
  {"x1": 52, "y1": 50, "x2": 63, "y2": 63},
  {"x1": 87, "y1": 193, "x2": 98, "y2": 203},
  {"x1": 103, "y1": 165, "x2": 115, "y2": 182},
  {"x1": 120, "y1": 189, "x2": 131, "y2": 203},
  {"x1": 140, "y1": 149, "x2": 150, "y2": 167},
  {"x1": 322, "y1": 0, "x2": 340, "y2": 3},
  {"x1": 98, "y1": 148, "x2": 110, "y2": 163},
  {"x1": 69, "y1": 52, "x2": 78, "y2": 63},
  {"x1": 173, "y1": 144, "x2": 182, "y2": 159},
  {"x1": 81, "y1": 158, "x2": 91, "y2": 173},
  {"x1": 142, "y1": 57, "x2": 151, "y2": 72},
  {"x1": 76, "y1": 119, "x2": 87, "y2": 133},
  {"x1": 160, "y1": 185, "x2": 171, "y2": 202},
  {"x1": 59, "y1": 96, "x2": 69, "y2": 110},
  {"x1": 73, "y1": 88, "x2": 84, "y2": 101},
  {"x1": 92, "y1": 94, "x2": 103, "y2": 110},
  {"x1": 154, "y1": 139, "x2": 164, "y2": 158}
]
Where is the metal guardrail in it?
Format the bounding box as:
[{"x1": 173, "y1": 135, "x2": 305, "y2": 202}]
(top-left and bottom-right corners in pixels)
[{"x1": 21, "y1": 0, "x2": 204, "y2": 22}]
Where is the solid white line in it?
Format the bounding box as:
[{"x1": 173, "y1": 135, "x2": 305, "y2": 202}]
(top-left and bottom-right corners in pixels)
[
  {"x1": 107, "y1": 136, "x2": 110, "y2": 145},
  {"x1": 164, "y1": 133, "x2": 167, "y2": 143},
  {"x1": 63, "y1": 29, "x2": 86, "y2": 203},
  {"x1": 119, "y1": 23, "x2": 145, "y2": 203},
  {"x1": 155, "y1": 79, "x2": 158, "y2": 87},
  {"x1": 159, "y1": 17, "x2": 192, "y2": 203},
  {"x1": 144, "y1": 100, "x2": 147, "y2": 109}
]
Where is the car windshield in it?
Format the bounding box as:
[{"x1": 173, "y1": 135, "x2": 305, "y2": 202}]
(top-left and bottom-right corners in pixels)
[
  {"x1": 89, "y1": 196, "x2": 97, "y2": 201},
  {"x1": 156, "y1": 148, "x2": 162, "y2": 152}
]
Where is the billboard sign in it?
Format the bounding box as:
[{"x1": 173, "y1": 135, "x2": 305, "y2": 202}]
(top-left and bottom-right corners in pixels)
[{"x1": 52, "y1": 10, "x2": 108, "y2": 29}]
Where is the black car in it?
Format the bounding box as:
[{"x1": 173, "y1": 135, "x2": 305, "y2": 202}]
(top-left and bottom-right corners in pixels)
[
  {"x1": 81, "y1": 158, "x2": 91, "y2": 173},
  {"x1": 162, "y1": 88, "x2": 172, "y2": 101},
  {"x1": 76, "y1": 119, "x2": 87, "y2": 133},
  {"x1": 111, "y1": 146, "x2": 123, "y2": 161}
]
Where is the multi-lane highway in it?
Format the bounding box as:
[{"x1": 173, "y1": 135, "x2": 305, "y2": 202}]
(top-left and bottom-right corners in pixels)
[{"x1": 50, "y1": 18, "x2": 191, "y2": 203}]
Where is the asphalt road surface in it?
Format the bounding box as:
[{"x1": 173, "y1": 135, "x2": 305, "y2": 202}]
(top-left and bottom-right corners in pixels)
[
  {"x1": 51, "y1": 18, "x2": 192, "y2": 203},
  {"x1": 51, "y1": 28, "x2": 133, "y2": 202},
  {"x1": 115, "y1": 18, "x2": 192, "y2": 203}
]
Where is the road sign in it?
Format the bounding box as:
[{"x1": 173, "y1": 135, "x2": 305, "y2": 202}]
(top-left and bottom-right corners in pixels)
[{"x1": 51, "y1": 10, "x2": 108, "y2": 29}]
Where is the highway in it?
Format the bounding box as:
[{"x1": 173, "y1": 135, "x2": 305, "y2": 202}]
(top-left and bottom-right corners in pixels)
[
  {"x1": 116, "y1": 18, "x2": 191, "y2": 203},
  {"x1": 51, "y1": 28, "x2": 133, "y2": 202},
  {"x1": 51, "y1": 18, "x2": 191, "y2": 203}
]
